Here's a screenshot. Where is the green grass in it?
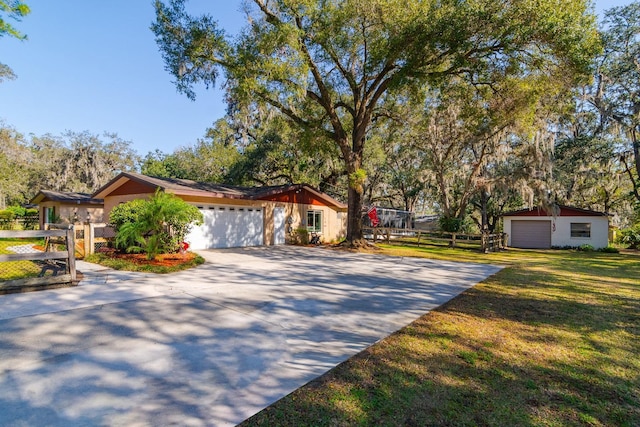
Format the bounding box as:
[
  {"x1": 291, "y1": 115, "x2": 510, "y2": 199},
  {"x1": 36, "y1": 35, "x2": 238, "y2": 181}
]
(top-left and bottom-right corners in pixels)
[
  {"x1": 240, "y1": 245, "x2": 640, "y2": 427},
  {"x1": 84, "y1": 252, "x2": 205, "y2": 274},
  {"x1": 0, "y1": 238, "x2": 44, "y2": 280}
]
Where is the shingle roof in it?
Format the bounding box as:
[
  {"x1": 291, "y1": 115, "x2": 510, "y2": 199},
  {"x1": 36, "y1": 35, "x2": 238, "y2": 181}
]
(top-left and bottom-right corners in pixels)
[
  {"x1": 92, "y1": 172, "x2": 347, "y2": 209},
  {"x1": 30, "y1": 190, "x2": 104, "y2": 205},
  {"x1": 502, "y1": 205, "x2": 608, "y2": 217}
]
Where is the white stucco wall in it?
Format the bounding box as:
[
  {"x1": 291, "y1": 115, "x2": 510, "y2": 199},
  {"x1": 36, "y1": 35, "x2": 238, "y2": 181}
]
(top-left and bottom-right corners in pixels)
[{"x1": 504, "y1": 215, "x2": 609, "y2": 249}]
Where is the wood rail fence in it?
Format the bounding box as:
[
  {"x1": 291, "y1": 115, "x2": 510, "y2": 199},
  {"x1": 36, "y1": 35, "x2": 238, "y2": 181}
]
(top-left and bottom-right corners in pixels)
[
  {"x1": 364, "y1": 227, "x2": 507, "y2": 253},
  {"x1": 0, "y1": 225, "x2": 77, "y2": 294}
]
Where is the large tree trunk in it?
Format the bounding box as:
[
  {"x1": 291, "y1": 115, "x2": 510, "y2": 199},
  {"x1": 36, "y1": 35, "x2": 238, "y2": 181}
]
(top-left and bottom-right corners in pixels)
[
  {"x1": 346, "y1": 186, "x2": 364, "y2": 244},
  {"x1": 343, "y1": 132, "x2": 367, "y2": 246}
]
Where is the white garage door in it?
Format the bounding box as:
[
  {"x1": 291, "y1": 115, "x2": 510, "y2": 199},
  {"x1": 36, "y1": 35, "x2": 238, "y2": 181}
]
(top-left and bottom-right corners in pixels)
[
  {"x1": 511, "y1": 220, "x2": 551, "y2": 249},
  {"x1": 186, "y1": 206, "x2": 264, "y2": 250}
]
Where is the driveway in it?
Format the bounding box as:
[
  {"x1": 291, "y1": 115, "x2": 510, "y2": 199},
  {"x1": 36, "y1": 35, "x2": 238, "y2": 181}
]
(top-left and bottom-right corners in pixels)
[{"x1": 0, "y1": 246, "x2": 501, "y2": 426}]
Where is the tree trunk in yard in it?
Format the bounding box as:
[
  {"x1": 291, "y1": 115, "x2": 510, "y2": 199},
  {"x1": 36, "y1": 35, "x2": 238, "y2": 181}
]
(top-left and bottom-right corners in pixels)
[{"x1": 346, "y1": 186, "x2": 364, "y2": 244}]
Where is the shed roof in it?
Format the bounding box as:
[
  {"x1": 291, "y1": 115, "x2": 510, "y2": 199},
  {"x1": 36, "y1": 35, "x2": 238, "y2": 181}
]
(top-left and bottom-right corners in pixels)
[{"x1": 502, "y1": 205, "x2": 607, "y2": 217}]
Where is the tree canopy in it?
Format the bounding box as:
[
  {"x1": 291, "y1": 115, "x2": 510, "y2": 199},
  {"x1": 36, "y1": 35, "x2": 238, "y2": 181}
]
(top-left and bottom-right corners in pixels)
[
  {"x1": 0, "y1": 0, "x2": 30, "y2": 82},
  {"x1": 596, "y1": 1, "x2": 640, "y2": 203},
  {"x1": 153, "y1": 0, "x2": 600, "y2": 244},
  {"x1": 0, "y1": 125, "x2": 138, "y2": 207}
]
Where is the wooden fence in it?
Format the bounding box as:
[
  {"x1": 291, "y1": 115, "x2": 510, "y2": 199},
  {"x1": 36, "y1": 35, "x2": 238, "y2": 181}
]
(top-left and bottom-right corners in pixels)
[
  {"x1": 72, "y1": 223, "x2": 115, "y2": 257},
  {"x1": 364, "y1": 227, "x2": 507, "y2": 252},
  {"x1": 0, "y1": 225, "x2": 77, "y2": 294}
]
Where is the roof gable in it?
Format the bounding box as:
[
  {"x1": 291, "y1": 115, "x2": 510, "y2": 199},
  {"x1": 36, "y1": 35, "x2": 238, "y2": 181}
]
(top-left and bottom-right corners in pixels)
[
  {"x1": 93, "y1": 172, "x2": 347, "y2": 210},
  {"x1": 254, "y1": 185, "x2": 347, "y2": 210}
]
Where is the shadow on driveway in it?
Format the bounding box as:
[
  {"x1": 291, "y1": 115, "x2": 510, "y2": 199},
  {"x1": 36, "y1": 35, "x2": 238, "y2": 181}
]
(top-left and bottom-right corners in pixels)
[{"x1": 0, "y1": 246, "x2": 501, "y2": 426}]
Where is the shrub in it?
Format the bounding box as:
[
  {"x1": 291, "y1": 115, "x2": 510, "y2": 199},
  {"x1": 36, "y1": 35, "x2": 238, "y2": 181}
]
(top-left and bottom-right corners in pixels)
[
  {"x1": 439, "y1": 216, "x2": 463, "y2": 233},
  {"x1": 598, "y1": 245, "x2": 619, "y2": 253},
  {"x1": 112, "y1": 190, "x2": 203, "y2": 259},
  {"x1": 109, "y1": 199, "x2": 148, "y2": 231},
  {"x1": 291, "y1": 228, "x2": 309, "y2": 245},
  {"x1": 577, "y1": 244, "x2": 595, "y2": 252},
  {"x1": 619, "y1": 224, "x2": 640, "y2": 250}
]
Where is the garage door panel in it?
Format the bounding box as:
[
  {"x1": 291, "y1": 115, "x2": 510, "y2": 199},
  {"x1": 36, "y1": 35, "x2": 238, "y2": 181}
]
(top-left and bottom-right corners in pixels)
[
  {"x1": 186, "y1": 206, "x2": 263, "y2": 250},
  {"x1": 511, "y1": 220, "x2": 551, "y2": 249}
]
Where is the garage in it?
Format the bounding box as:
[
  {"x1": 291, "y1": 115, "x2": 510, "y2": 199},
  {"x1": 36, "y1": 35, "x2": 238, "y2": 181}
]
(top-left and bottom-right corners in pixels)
[
  {"x1": 510, "y1": 220, "x2": 551, "y2": 249},
  {"x1": 186, "y1": 205, "x2": 264, "y2": 250}
]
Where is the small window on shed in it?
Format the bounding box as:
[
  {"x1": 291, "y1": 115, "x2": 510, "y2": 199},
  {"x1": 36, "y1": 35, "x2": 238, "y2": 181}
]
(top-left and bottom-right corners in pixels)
[
  {"x1": 571, "y1": 222, "x2": 591, "y2": 238},
  {"x1": 307, "y1": 210, "x2": 323, "y2": 232}
]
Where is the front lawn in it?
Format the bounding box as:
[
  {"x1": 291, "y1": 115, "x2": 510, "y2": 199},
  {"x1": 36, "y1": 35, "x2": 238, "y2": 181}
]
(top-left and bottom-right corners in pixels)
[
  {"x1": 241, "y1": 246, "x2": 640, "y2": 426},
  {"x1": 0, "y1": 238, "x2": 44, "y2": 280}
]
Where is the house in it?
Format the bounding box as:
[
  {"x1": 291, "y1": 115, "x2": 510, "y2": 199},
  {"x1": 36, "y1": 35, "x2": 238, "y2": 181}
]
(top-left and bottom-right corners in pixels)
[
  {"x1": 30, "y1": 190, "x2": 104, "y2": 229},
  {"x1": 92, "y1": 172, "x2": 348, "y2": 249},
  {"x1": 502, "y1": 205, "x2": 609, "y2": 249}
]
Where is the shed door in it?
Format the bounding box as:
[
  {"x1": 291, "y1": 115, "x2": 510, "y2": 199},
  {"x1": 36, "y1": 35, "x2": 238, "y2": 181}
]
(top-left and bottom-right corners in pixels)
[
  {"x1": 273, "y1": 207, "x2": 285, "y2": 245},
  {"x1": 186, "y1": 206, "x2": 264, "y2": 250},
  {"x1": 511, "y1": 220, "x2": 551, "y2": 249}
]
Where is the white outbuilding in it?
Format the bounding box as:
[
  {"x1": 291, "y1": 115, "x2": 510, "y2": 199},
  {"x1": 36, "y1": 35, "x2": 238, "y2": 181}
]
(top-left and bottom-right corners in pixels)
[{"x1": 502, "y1": 205, "x2": 609, "y2": 249}]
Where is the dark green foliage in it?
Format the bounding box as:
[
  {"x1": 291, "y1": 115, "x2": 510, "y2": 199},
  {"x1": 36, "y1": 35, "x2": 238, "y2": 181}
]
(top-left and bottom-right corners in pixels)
[
  {"x1": 109, "y1": 199, "x2": 148, "y2": 232},
  {"x1": 112, "y1": 190, "x2": 203, "y2": 259},
  {"x1": 439, "y1": 216, "x2": 463, "y2": 233},
  {"x1": 619, "y1": 224, "x2": 640, "y2": 249}
]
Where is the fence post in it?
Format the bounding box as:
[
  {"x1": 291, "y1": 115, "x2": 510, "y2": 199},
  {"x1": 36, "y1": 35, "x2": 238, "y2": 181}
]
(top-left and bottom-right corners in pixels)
[
  {"x1": 385, "y1": 228, "x2": 391, "y2": 243},
  {"x1": 481, "y1": 233, "x2": 487, "y2": 253},
  {"x1": 83, "y1": 223, "x2": 91, "y2": 256},
  {"x1": 89, "y1": 223, "x2": 98, "y2": 255},
  {"x1": 65, "y1": 227, "x2": 77, "y2": 282},
  {"x1": 450, "y1": 233, "x2": 456, "y2": 248},
  {"x1": 417, "y1": 231, "x2": 422, "y2": 247}
]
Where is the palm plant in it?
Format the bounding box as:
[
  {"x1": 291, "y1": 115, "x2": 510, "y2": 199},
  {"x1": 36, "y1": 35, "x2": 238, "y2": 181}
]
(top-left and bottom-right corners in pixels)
[{"x1": 113, "y1": 189, "x2": 203, "y2": 260}]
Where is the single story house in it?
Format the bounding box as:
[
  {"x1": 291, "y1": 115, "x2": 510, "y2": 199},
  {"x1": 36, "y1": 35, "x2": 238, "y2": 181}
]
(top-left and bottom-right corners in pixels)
[
  {"x1": 92, "y1": 172, "x2": 348, "y2": 249},
  {"x1": 502, "y1": 205, "x2": 609, "y2": 249},
  {"x1": 30, "y1": 190, "x2": 104, "y2": 229}
]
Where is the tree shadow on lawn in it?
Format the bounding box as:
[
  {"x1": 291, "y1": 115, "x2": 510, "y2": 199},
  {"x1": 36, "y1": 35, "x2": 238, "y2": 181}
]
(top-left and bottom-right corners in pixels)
[{"x1": 240, "y1": 255, "x2": 640, "y2": 427}]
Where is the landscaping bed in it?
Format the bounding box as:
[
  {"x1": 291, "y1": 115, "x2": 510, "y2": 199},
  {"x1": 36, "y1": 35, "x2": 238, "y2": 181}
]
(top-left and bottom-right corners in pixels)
[{"x1": 85, "y1": 251, "x2": 205, "y2": 274}]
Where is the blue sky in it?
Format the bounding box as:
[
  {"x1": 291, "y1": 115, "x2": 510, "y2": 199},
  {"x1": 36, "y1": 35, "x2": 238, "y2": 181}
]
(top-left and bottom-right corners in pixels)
[{"x1": 0, "y1": 0, "x2": 632, "y2": 156}]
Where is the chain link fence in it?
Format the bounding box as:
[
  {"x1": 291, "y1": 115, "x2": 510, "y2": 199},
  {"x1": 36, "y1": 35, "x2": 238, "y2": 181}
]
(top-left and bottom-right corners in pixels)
[
  {"x1": 93, "y1": 224, "x2": 116, "y2": 254},
  {"x1": 0, "y1": 227, "x2": 76, "y2": 293},
  {"x1": 0, "y1": 239, "x2": 47, "y2": 281}
]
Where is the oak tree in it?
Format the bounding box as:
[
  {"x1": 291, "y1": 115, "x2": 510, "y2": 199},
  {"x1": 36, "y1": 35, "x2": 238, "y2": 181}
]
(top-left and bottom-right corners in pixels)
[{"x1": 153, "y1": 0, "x2": 599, "y2": 244}]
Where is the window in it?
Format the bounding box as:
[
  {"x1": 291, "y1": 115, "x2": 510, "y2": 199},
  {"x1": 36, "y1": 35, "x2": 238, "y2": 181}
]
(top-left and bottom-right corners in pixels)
[
  {"x1": 44, "y1": 206, "x2": 55, "y2": 224},
  {"x1": 571, "y1": 222, "x2": 591, "y2": 238},
  {"x1": 307, "y1": 210, "x2": 322, "y2": 232}
]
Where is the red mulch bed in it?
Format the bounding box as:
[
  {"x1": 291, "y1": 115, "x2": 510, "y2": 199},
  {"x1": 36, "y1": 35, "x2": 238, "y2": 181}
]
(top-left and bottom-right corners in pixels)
[{"x1": 103, "y1": 251, "x2": 198, "y2": 267}]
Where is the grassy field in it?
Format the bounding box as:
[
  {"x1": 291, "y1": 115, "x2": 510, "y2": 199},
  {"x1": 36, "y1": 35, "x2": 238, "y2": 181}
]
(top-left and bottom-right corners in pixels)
[
  {"x1": 241, "y1": 245, "x2": 640, "y2": 427},
  {"x1": 0, "y1": 238, "x2": 43, "y2": 280}
]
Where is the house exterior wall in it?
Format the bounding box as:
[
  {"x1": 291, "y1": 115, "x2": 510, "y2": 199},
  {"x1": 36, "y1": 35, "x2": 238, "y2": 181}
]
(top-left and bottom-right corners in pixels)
[
  {"x1": 504, "y1": 215, "x2": 609, "y2": 249},
  {"x1": 103, "y1": 193, "x2": 347, "y2": 247},
  {"x1": 38, "y1": 201, "x2": 104, "y2": 229},
  {"x1": 262, "y1": 201, "x2": 346, "y2": 245}
]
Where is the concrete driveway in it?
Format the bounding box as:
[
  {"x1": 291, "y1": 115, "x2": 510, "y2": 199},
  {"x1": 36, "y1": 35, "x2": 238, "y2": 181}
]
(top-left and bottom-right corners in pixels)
[{"x1": 0, "y1": 246, "x2": 501, "y2": 426}]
